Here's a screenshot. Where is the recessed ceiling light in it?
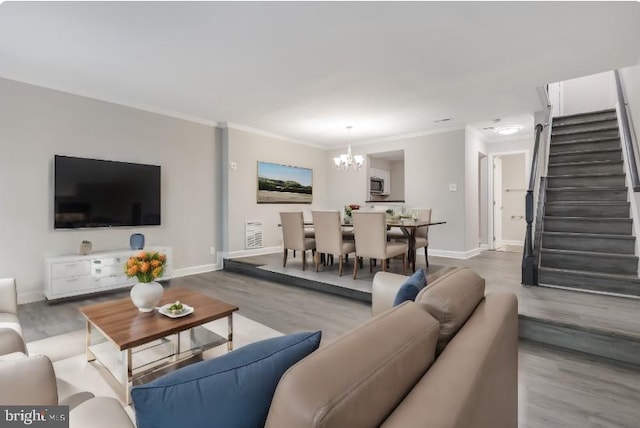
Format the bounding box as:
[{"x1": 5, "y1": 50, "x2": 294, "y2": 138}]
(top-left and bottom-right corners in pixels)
[{"x1": 495, "y1": 125, "x2": 522, "y2": 135}]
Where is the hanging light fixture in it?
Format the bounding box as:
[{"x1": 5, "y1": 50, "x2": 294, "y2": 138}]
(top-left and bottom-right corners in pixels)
[{"x1": 333, "y1": 126, "x2": 364, "y2": 171}]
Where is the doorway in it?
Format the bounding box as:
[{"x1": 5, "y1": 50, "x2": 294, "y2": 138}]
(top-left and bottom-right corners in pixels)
[
  {"x1": 478, "y1": 153, "x2": 488, "y2": 247},
  {"x1": 492, "y1": 153, "x2": 527, "y2": 252}
]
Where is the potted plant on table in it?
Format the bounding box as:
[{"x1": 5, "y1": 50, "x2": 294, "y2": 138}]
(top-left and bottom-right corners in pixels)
[
  {"x1": 344, "y1": 204, "x2": 360, "y2": 224},
  {"x1": 125, "y1": 251, "x2": 167, "y2": 312}
]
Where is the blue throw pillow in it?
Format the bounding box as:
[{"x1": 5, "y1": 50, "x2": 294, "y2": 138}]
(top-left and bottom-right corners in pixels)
[
  {"x1": 131, "y1": 331, "x2": 322, "y2": 428},
  {"x1": 393, "y1": 269, "x2": 427, "y2": 306}
]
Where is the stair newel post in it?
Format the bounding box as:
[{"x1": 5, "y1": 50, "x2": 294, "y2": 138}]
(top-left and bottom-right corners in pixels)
[
  {"x1": 522, "y1": 123, "x2": 544, "y2": 286},
  {"x1": 522, "y1": 189, "x2": 536, "y2": 285}
]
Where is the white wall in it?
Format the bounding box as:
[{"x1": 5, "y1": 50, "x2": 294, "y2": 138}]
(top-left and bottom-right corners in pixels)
[
  {"x1": 500, "y1": 153, "x2": 526, "y2": 242},
  {"x1": 224, "y1": 128, "x2": 329, "y2": 254},
  {"x1": 389, "y1": 159, "x2": 405, "y2": 200},
  {"x1": 620, "y1": 64, "x2": 640, "y2": 152},
  {"x1": 0, "y1": 78, "x2": 221, "y2": 302},
  {"x1": 559, "y1": 71, "x2": 616, "y2": 116},
  {"x1": 326, "y1": 130, "x2": 467, "y2": 253}
]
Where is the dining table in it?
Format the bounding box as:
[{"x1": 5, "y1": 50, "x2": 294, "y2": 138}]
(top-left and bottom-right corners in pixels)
[{"x1": 303, "y1": 219, "x2": 447, "y2": 273}]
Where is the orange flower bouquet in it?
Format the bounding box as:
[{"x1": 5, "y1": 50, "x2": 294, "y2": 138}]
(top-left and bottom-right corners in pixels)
[{"x1": 125, "y1": 251, "x2": 167, "y2": 283}]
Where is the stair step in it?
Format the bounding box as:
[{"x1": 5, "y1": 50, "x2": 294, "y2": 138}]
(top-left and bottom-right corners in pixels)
[
  {"x1": 543, "y1": 216, "x2": 632, "y2": 235},
  {"x1": 551, "y1": 122, "x2": 619, "y2": 136},
  {"x1": 549, "y1": 148, "x2": 622, "y2": 164},
  {"x1": 547, "y1": 159, "x2": 623, "y2": 175},
  {"x1": 542, "y1": 231, "x2": 635, "y2": 254},
  {"x1": 545, "y1": 201, "x2": 630, "y2": 218},
  {"x1": 547, "y1": 173, "x2": 625, "y2": 188},
  {"x1": 545, "y1": 187, "x2": 628, "y2": 202},
  {"x1": 538, "y1": 267, "x2": 640, "y2": 297},
  {"x1": 552, "y1": 116, "x2": 618, "y2": 129},
  {"x1": 551, "y1": 109, "x2": 616, "y2": 127},
  {"x1": 540, "y1": 248, "x2": 638, "y2": 275},
  {"x1": 551, "y1": 128, "x2": 619, "y2": 143},
  {"x1": 549, "y1": 138, "x2": 621, "y2": 154}
]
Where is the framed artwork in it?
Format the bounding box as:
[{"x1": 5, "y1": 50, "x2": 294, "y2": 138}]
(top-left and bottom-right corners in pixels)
[{"x1": 257, "y1": 161, "x2": 313, "y2": 204}]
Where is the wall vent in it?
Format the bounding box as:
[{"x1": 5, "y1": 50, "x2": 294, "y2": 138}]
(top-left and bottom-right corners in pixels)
[{"x1": 245, "y1": 221, "x2": 264, "y2": 249}]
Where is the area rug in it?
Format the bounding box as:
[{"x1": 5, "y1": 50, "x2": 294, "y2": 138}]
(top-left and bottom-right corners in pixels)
[{"x1": 26, "y1": 314, "x2": 283, "y2": 422}]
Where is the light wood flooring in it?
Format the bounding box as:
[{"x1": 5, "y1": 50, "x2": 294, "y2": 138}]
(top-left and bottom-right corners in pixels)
[{"x1": 16, "y1": 254, "x2": 640, "y2": 427}]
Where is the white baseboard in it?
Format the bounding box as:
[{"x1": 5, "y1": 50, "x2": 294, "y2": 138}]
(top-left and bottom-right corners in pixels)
[
  {"x1": 171, "y1": 263, "x2": 221, "y2": 278},
  {"x1": 18, "y1": 290, "x2": 46, "y2": 305},
  {"x1": 500, "y1": 240, "x2": 524, "y2": 246},
  {"x1": 226, "y1": 246, "x2": 282, "y2": 259},
  {"x1": 425, "y1": 247, "x2": 484, "y2": 260}
]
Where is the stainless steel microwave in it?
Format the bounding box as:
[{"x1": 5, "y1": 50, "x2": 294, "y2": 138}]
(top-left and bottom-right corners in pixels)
[{"x1": 370, "y1": 177, "x2": 384, "y2": 194}]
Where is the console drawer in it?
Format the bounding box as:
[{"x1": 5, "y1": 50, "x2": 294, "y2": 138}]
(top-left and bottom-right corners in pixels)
[{"x1": 51, "y1": 261, "x2": 91, "y2": 279}]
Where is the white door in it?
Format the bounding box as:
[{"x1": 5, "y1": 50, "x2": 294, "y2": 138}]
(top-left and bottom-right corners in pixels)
[{"x1": 493, "y1": 157, "x2": 503, "y2": 249}]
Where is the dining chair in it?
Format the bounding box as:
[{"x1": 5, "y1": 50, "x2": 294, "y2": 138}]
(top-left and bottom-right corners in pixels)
[
  {"x1": 311, "y1": 210, "x2": 356, "y2": 276},
  {"x1": 352, "y1": 211, "x2": 407, "y2": 279},
  {"x1": 395, "y1": 208, "x2": 432, "y2": 267},
  {"x1": 280, "y1": 212, "x2": 316, "y2": 271}
]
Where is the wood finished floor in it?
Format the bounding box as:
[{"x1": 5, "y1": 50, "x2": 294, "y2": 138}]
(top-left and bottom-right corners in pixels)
[
  {"x1": 240, "y1": 249, "x2": 640, "y2": 337},
  {"x1": 17, "y1": 258, "x2": 640, "y2": 427}
]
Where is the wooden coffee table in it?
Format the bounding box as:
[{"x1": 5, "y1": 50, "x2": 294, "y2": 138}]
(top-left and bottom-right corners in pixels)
[{"x1": 79, "y1": 287, "x2": 239, "y2": 403}]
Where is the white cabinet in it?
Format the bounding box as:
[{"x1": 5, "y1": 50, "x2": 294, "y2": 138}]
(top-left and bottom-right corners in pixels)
[{"x1": 44, "y1": 246, "x2": 172, "y2": 300}]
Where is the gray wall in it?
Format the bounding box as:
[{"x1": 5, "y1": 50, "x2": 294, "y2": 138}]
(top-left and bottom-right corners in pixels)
[
  {"x1": 0, "y1": 78, "x2": 221, "y2": 302},
  {"x1": 326, "y1": 130, "x2": 467, "y2": 253},
  {"x1": 224, "y1": 128, "x2": 329, "y2": 254}
]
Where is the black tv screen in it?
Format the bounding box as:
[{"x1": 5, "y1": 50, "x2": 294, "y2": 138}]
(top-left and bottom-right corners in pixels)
[{"x1": 54, "y1": 155, "x2": 161, "y2": 229}]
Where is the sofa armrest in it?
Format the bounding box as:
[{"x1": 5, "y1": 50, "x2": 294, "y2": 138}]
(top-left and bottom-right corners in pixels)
[
  {"x1": 0, "y1": 328, "x2": 27, "y2": 356},
  {"x1": 0, "y1": 278, "x2": 18, "y2": 315},
  {"x1": 0, "y1": 353, "x2": 58, "y2": 405},
  {"x1": 372, "y1": 272, "x2": 408, "y2": 316},
  {"x1": 70, "y1": 397, "x2": 135, "y2": 428}
]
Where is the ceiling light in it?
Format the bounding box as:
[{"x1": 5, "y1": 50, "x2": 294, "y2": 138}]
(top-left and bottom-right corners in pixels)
[
  {"x1": 495, "y1": 125, "x2": 522, "y2": 135},
  {"x1": 333, "y1": 126, "x2": 364, "y2": 172}
]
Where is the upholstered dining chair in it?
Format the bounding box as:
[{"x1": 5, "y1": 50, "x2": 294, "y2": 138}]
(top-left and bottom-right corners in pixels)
[
  {"x1": 280, "y1": 211, "x2": 316, "y2": 271},
  {"x1": 394, "y1": 208, "x2": 432, "y2": 267},
  {"x1": 311, "y1": 210, "x2": 356, "y2": 276},
  {"x1": 352, "y1": 211, "x2": 407, "y2": 279}
]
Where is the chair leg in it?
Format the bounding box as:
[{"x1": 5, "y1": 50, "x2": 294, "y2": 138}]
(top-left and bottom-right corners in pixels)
[
  {"x1": 369, "y1": 258, "x2": 373, "y2": 273},
  {"x1": 302, "y1": 250, "x2": 306, "y2": 271},
  {"x1": 315, "y1": 251, "x2": 320, "y2": 272},
  {"x1": 293, "y1": 250, "x2": 296, "y2": 258},
  {"x1": 402, "y1": 253, "x2": 407, "y2": 275},
  {"x1": 283, "y1": 249, "x2": 288, "y2": 267},
  {"x1": 338, "y1": 255, "x2": 344, "y2": 277},
  {"x1": 382, "y1": 258, "x2": 387, "y2": 272},
  {"x1": 353, "y1": 256, "x2": 359, "y2": 279},
  {"x1": 425, "y1": 246, "x2": 429, "y2": 267}
]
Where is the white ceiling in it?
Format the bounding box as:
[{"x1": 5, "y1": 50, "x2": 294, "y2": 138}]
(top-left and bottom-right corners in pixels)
[{"x1": 1, "y1": 1, "x2": 639, "y2": 147}]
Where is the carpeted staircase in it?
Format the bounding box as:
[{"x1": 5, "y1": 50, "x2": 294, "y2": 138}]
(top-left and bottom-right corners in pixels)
[{"x1": 538, "y1": 108, "x2": 640, "y2": 297}]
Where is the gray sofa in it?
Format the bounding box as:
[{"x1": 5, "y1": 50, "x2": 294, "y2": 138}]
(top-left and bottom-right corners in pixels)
[
  {"x1": 266, "y1": 267, "x2": 518, "y2": 428},
  {"x1": 0, "y1": 278, "x2": 134, "y2": 428}
]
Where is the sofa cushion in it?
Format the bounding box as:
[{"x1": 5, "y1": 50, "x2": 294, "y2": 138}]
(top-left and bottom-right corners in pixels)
[
  {"x1": 265, "y1": 303, "x2": 440, "y2": 428},
  {"x1": 131, "y1": 331, "x2": 321, "y2": 428},
  {"x1": 415, "y1": 267, "x2": 485, "y2": 353},
  {"x1": 393, "y1": 269, "x2": 427, "y2": 306}
]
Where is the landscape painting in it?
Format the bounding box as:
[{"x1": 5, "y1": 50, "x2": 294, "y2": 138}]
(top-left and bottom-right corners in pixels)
[{"x1": 257, "y1": 161, "x2": 313, "y2": 204}]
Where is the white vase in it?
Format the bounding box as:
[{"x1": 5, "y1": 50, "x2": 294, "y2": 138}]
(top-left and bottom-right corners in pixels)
[{"x1": 130, "y1": 281, "x2": 163, "y2": 312}]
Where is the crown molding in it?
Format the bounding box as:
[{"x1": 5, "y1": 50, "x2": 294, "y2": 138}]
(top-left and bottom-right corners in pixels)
[
  {"x1": 348, "y1": 125, "x2": 466, "y2": 148},
  {"x1": 219, "y1": 122, "x2": 325, "y2": 149},
  {"x1": 1, "y1": 75, "x2": 220, "y2": 127}
]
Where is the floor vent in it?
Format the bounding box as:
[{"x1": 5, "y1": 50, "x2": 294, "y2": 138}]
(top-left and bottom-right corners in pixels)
[{"x1": 245, "y1": 221, "x2": 264, "y2": 249}]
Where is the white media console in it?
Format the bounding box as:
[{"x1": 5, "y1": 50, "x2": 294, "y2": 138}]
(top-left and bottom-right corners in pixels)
[{"x1": 44, "y1": 246, "x2": 172, "y2": 301}]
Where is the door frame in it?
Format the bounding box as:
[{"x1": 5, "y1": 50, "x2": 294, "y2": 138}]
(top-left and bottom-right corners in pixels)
[{"x1": 487, "y1": 149, "x2": 530, "y2": 250}]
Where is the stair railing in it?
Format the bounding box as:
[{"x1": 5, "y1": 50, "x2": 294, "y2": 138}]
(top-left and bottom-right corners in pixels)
[
  {"x1": 522, "y1": 104, "x2": 552, "y2": 285},
  {"x1": 614, "y1": 69, "x2": 640, "y2": 192}
]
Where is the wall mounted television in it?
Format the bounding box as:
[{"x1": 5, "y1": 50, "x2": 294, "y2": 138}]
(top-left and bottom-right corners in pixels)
[{"x1": 54, "y1": 155, "x2": 161, "y2": 229}]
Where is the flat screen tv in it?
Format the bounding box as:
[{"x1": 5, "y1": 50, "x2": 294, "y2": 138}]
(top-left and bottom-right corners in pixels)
[{"x1": 54, "y1": 155, "x2": 161, "y2": 229}]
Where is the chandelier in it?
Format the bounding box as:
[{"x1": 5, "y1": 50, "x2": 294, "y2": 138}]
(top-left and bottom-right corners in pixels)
[{"x1": 333, "y1": 126, "x2": 364, "y2": 171}]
